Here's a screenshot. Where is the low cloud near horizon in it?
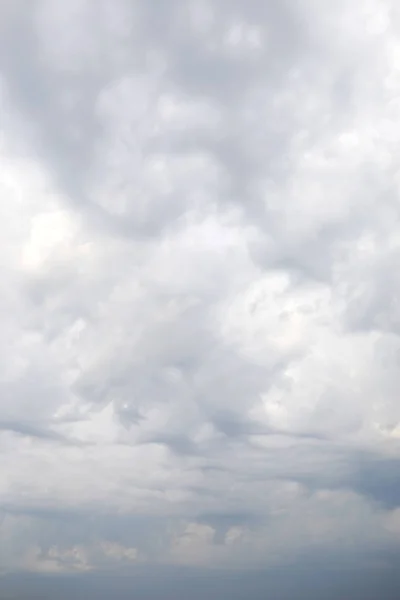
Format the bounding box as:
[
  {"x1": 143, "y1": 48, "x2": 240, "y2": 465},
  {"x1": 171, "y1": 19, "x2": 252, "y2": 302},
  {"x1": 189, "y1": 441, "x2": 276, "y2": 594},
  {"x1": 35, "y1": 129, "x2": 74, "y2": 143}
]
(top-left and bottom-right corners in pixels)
[{"x1": 0, "y1": 1, "x2": 400, "y2": 597}]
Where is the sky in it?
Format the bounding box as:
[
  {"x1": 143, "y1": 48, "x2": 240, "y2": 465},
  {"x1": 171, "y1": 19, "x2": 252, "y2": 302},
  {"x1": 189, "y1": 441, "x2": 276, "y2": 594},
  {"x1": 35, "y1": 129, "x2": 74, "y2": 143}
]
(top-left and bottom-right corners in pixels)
[{"x1": 0, "y1": 0, "x2": 400, "y2": 598}]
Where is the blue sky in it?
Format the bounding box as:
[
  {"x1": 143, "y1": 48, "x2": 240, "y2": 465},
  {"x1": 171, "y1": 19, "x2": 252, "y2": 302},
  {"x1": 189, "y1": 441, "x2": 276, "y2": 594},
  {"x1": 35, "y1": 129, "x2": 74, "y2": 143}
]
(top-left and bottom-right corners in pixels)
[{"x1": 0, "y1": 1, "x2": 400, "y2": 597}]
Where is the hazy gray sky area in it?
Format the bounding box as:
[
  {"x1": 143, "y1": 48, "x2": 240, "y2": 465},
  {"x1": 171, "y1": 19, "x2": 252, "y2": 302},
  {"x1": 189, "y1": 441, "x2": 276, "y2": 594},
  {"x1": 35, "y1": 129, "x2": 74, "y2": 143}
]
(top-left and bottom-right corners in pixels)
[{"x1": 1, "y1": 1, "x2": 400, "y2": 598}]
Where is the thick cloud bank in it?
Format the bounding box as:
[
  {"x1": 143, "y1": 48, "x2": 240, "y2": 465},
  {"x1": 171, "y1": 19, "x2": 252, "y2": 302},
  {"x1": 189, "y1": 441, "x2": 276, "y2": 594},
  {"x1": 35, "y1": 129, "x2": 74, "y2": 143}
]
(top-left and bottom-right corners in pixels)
[{"x1": 0, "y1": 1, "x2": 400, "y2": 595}]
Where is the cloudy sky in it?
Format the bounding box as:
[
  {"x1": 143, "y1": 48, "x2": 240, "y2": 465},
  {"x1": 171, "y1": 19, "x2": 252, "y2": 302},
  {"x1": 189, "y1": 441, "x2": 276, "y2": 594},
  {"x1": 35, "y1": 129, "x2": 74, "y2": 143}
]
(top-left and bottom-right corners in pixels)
[{"x1": 1, "y1": 0, "x2": 400, "y2": 597}]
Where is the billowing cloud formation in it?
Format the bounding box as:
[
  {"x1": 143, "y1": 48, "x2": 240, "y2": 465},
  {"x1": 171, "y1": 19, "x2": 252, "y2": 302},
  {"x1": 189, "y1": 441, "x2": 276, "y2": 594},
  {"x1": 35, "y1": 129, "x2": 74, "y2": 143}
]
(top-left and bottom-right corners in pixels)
[{"x1": 0, "y1": 0, "x2": 400, "y2": 588}]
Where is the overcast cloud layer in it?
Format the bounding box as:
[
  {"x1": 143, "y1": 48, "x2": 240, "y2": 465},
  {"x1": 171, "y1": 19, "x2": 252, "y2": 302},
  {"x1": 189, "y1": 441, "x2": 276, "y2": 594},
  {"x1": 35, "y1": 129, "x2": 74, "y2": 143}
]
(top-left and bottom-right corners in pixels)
[{"x1": 1, "y1": 0, "x2": 400, "y2": 596}]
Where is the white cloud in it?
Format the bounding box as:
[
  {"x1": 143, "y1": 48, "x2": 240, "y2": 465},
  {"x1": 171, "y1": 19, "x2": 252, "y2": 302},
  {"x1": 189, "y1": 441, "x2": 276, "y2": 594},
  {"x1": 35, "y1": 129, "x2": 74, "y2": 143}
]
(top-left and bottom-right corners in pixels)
[{"x1": 0, "y1": 0, "x2": 399, "y2": 579}]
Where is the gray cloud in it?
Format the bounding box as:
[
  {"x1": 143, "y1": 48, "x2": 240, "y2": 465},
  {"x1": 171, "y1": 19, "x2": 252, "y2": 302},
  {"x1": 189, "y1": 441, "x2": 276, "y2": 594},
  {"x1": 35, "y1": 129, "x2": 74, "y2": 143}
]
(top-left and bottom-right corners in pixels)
[{"x1": 0, "y1": 0, "x2": 400, "y2": 595}]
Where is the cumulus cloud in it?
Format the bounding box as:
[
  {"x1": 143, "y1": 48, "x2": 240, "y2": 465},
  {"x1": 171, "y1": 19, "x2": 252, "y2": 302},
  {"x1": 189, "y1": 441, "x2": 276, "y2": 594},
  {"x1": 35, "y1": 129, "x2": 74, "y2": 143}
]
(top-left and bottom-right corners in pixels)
[{"x1": 0, "y1": 0, "x2": 400, "y2": 594}]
